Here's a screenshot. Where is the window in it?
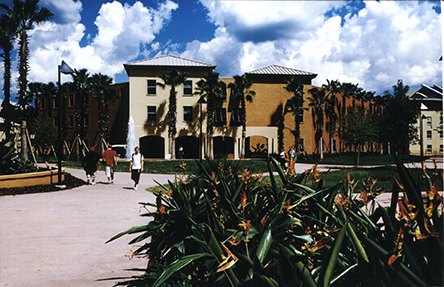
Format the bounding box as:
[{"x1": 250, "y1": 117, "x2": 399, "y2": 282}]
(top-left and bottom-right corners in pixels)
[
  {"x1": 215, "y1": 108, "x2": 227, "y2": 126},
  {"x1": 427, "y1": 116, "x2": 432, "y2": 127},
  {"x1": 53, "y1": 98, "x2": 58, "y2": 109},
  {"x1": 147, "y1": 106, "x2": 156, "y2": 121},
  {"x1": 147, "y1": 80, "x2": 156, "y2": 95},
  {"x1": 84, "y1": 114, "x2": 89, "y2": 126},
  {"x1": 440, "y1": 116, "x2": 443, "y2": 126},
  {"x1": 427, "y1": 145, "x2": 432, "y2": 153},
  {"x1": 440, "y1": 131, "x2": 443, "y2": 139},
  {"x1": 231, "y1": 108, "x2": 242, "y2": 126},
  {"x1": 68, "y1": 94, "x2": 74, "y2": 107},
  {"x1": 183, "y1": 81, "x2": 192, "y2": 96},
  {"x1": 84, "y1": 94, "x2": 89, "y2": 106},
  {"x1": 427, "y1": 130, "x2": 432, "y2": 139},
  {"x1": 220, "y1": 82, "x2": 227, "y2": 101},
  {"x1": 183, "y1": 106, "x2": 193, "y2": 122},
  {"x1": 440, "y1": 145, "x2": 443, "y2": 153},
  {"x1": 68, "y1": 115, "x2": 74, "y2": 127},
  {"x1": 40, "y1": 98, "x2": 45, "y2": 110},
  {"x1": 298, "y1": 111, "x2": 304, "y2": 123}
]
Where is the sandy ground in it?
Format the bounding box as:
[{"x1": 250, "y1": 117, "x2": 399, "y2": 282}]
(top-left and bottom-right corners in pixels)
[{"x1": 0, "y1": 157, "x2": 442, "y2": 286}]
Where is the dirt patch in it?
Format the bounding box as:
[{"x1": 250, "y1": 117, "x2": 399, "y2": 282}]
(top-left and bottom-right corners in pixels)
[{"x1": 0, "y1": 173, "x2": 86, "y2": 196}]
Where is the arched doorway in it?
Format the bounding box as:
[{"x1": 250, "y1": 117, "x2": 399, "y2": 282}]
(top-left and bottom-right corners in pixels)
[
  {"x1": 214, "y1": 136, "x2": 234, "y2": 159},
  {"x1": 245, "y1": 136, "x2": 268, "y2": 158},
  {"x1": 140, "y1": 136, "x2": 164, "y2": 159},
  {"x1": 175, "y1": 136, "x2": 199, "y2": 159}
]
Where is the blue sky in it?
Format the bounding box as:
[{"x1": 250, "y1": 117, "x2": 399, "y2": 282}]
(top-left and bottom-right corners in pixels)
[{"x1": 0, "y1": 0, "x2": 442, "y2": 100}]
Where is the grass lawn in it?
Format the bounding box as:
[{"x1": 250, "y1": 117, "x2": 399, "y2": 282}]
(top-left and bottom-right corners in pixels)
[{"x1": 298, "y1": 152, "x2": 429, "y2": 166}]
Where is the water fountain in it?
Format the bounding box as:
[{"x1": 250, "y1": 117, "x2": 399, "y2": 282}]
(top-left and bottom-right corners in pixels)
[{"x1": 125, "y1": 116, "x2": 137, "y2": 160}]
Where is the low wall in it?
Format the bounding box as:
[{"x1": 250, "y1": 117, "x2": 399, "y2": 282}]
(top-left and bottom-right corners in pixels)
[{"x1": 0, "y1": 168, "x2": 65, "y2": 188}]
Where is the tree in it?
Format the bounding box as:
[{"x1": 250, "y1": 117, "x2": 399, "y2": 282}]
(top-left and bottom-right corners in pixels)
[
  {"x1": 322, "y1": 79, "x2": 341, "y2": 154},
  {"x1": 228, "y1": 74, "x2": 255, "y2": 159},
  {"x1": 157, "y1": 70, "x2": 188, "y2": 159},
  {"x1": 195, "y1": 71, "x2": 224, "y2": 159},
  {"x1": 284, "y1": 77, "x2": 306, "y2": 153},
  {"x1": 30, "y1": 115, "x2": 56, "y2": 155},
  {"x1": 308, "y1": 87, "x2": 327, "y2": 159},
  {"x1": 380, "y1": 80, "x2": 420, "y2": 154},
  {"x1": 340, "y1": 107, "x2": 379, "y2": 166},
  {"x1": 338, "y1": 82, "x2": 361, "y2": 152},
  {"x1": 89, "y1": 73, "x2": 115, "y2": 152},
  {"x1": 0, "y1": 14, "x2": 18, "y2": 141},
  {"x1": 0, "y1": 0, "x2": 53, "y2": 160}
]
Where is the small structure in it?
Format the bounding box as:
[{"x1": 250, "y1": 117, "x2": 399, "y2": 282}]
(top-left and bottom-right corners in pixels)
[{"x1": 408, "y1": 84, "x2": 443, "y2": 156}]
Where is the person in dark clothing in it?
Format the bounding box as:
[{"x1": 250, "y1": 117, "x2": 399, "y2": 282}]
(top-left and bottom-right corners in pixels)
[{"x1": 83, "y1": 147, "x2": 101, "y2": 185}]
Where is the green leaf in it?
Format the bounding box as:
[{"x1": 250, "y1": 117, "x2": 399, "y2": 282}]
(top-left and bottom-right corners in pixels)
[
  {"x1": 153, "y1": 253, "x2": 213, "y2": 287},
  {"x1": 256, "y1": 226, "x2": 273, "y2": 264},
  {"x1": 105, "y1": 225, "x2": 150, "y2": 243},
  {"x1": 323, "y1": 222, "x2": 347, "y2": 287}
]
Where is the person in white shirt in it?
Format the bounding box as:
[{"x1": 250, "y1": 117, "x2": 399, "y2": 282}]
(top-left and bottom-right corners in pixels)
[{"x1": 129, "y1": 146, "x2": 144, "y2": 190}]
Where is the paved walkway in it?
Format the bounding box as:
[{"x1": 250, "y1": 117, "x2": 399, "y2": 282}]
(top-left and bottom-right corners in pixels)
[{"x1": 0, "y1": 157, "x2": 442, "y2": 286}]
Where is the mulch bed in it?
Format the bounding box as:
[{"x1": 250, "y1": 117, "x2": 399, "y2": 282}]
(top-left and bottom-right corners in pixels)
[{"x1": 0, "y1": 173, "x2": 86, "y2": 196}]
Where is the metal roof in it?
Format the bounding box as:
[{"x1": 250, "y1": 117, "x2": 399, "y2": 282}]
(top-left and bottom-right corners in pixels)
[
  {"x1": 246, "y1": 65, "x2": 316, "y2": 77},
  {"x1": 126, "y1": 55, "x2": 216, "y2": 68}
]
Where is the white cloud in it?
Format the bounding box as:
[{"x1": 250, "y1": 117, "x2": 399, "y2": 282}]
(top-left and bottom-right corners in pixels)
[
  {"x1": 187, "y1": 0, "x2": 442, "y2": 94},
  {"x1": 24, "y1": 0, "x2": 178, "y2": 85}
]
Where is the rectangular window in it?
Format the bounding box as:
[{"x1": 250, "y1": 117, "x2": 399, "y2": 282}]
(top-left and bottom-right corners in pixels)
[
  {"x1": 440, "y1": 131, "x2": 443, "y2": 139},
  {"x1": 440, "y1": 116, "x2": 443, "y2": 126},
  {"x1": 183, "y1": 80, "x2": 192, "y2": 96},
  {"x1": 53, "y1": 98, "x2": 58, "y2": 109},
  {"x1": 220, "y1": 82, "x2": 227, "y2": 101},
  {"x1": 84, "y1": 114, "x2": 89, "y2": 126},
  {"x1": 440, "y1": 145, "x2": 443, "y2": 153},
  {"x1": 427, "y1": 145, "x2": 432, "y2": 153},
  {"x1": 69, "y1": 94, "x2": 74, "y2": 107},
  {"x1": 298, "y1": 111, "x2": 304, "y2": 123},
  {"x1": 230, "y1": 108, "x2": 242, "y2": 126},
  {"x1": 68, "y1": 115, "x2": 74, "y2": 127},
  {"x1": 183, "y1": 106, "x2": 193, "y2": 122},
  {"x1": 427, "y1": 116, "x2": 432, "y2": 127},
  {"x1": 147, "y1": 80, "x2": 156, "y2": 95},
  {"x1": 147, "y1": 106, "x2": 156, "y2": 121},
  {"x1": 215, "y1": 108, "x2": 227, "y2": 126},
  {"x1": 40, "y1": 98, "x2": 45, "y2": 110},
  {"x1": 427, "y1": 130, "x2": 432, "y2": 139}
]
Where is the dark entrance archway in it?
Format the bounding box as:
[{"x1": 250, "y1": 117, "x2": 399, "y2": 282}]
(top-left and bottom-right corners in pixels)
[
  {"x1": 214, "y1": 136, "x2": 234, "y2": 159},
  {"x1": 140, "y1": 136, "x2": 164, "y2": 159},
  {"x1": 245, "y1": 136, "x2": 268, "y2": 158},
  {"x1": 175, "y1": 136, "x2": 199, "y2": 159}
]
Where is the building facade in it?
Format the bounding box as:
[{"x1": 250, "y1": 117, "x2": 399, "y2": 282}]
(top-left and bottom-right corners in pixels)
[
  {"x1": 408, "y1": 84, "x2": 443, "y2": 156},
  {"x1": 125, "y1": 55, "x2": 378, "y2": 160}
]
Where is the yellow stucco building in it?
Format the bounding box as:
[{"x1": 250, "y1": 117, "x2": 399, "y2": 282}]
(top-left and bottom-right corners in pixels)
[
  {"x1": 408, "y1": 84, "x2": 443, "y2": 156},
  {"x1": 124, "y1": 55, "x2": 373, "y2": 159}
]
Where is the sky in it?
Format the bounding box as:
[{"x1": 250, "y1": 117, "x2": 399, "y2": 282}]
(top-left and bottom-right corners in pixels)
[{"x1": 0, "y1": 0, "x2": 442, "y2": 102}]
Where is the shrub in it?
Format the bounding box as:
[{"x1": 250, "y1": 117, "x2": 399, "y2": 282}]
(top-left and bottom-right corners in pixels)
[{"x1": 108, "y1": 156, "x2": 443, "y2": 287}]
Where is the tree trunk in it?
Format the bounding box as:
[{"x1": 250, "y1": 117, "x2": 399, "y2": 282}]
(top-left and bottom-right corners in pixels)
[{"x1": 20, "y1": 120, "x2": 28, "y2": 161}]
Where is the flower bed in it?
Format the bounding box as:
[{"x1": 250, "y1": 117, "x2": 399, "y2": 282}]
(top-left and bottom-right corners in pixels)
[{"x1": 0, "y1": 168, "x2": 65, "y2": 188}]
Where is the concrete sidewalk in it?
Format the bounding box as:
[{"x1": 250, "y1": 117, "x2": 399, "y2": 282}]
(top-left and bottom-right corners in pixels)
[
  {"x1": 0, "y1": 168, "x2": 176, "y2": 287},
  {"x1": 0, "y1": 157, "x2": 441, "y2": 286}
]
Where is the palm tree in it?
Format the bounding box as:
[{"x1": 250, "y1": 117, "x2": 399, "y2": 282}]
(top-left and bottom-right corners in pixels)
[
  {"x1": 322, "y1": 79, "x2": 341, "y2": 154},
  {"x1": 308, "y1": 87, "x2": 327, "y2": 159},
  {"x1": 1, "y1": 0, "x2": 53, "y2": 160},
  {"x1": 228, "y1": 75, "x2": 255, "y2": 159},
  {"x1": 195, "y1": 71, "x2": 224, "y2": 159},
  {"x1": 283, "y1": 77, "x2": 306, "y2": 153},
  {"x1": 0, "y1": 14, "x2": 18, "y2": 141},
  {"x1": 338, "y1": 82, "x2": 359, "y2": 152},
  {"x1": 157, "y1": 70, "x2": 188, "y2": 159},
  {"x1": 89, "y1": 73, "x2": 115, "y2": 153}
]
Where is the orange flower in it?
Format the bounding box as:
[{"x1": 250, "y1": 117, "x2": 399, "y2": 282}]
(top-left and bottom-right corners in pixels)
[
  {"x1": 159, "y1": 205, "x2": 165, "y2": 214},
  {"x1": 283, "y1": 198, "x2": 291, "y2": 212},
  {"x1": 217, "y1": 241, "x2": 238, "y2": 273},
  {"x1": 240, "y1": 191, "x2": 249, "y2": 210},
  {"x1": 178, "y1": 174, "x2": 189, "y2": 184},
  {"x1": 178, "y1": 161, "x2": 187, "y2": 170},
  {"x1": 307, "y1": 236, "x2": 331, "y2": 253}
]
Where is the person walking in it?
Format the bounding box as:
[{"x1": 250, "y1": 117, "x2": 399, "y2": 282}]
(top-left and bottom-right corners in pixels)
[
  {"x1": 178, "y1": 146, "x2": 184, "y2": 159},
  {"x1": 82, "y1": 146, "x2": 100, "y2": 185},
  {"x1": 129, "y1": 146, "x2": 144, "y2": 190},
  {"x1": 103, "y1": 144, "x2": 117, "y2": 184}
]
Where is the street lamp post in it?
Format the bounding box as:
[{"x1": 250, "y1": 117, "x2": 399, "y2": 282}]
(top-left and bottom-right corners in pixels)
[
  {"x1": 57, "y1": 60, "x2": 75, "y2": 187},
  {"x1": 198, "y1": 96, "x2": 206, "y2": 159},
  {"x1": 420, "y1": 114, "x2": 427, "y2": 157}
]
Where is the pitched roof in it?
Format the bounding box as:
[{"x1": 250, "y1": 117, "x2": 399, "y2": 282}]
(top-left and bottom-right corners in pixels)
[
  {"x1": 245, "y1": 65, "x2": 316, "y2": 77},
  {"x1": 408, "y1": 84, "x2": 443, "y2": 101},
  {"x1": 125, "y1": 55, "x2": 216, "y2": 68}
]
